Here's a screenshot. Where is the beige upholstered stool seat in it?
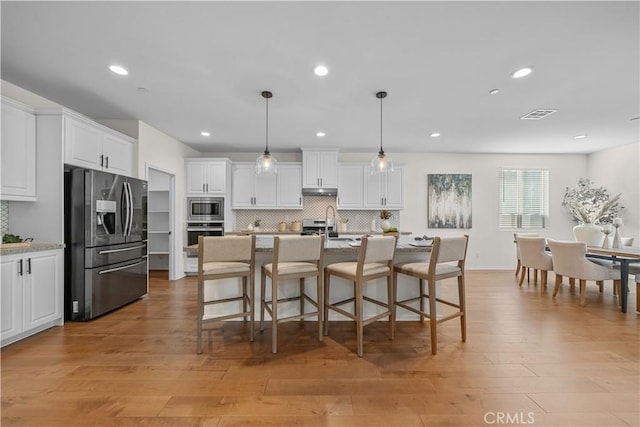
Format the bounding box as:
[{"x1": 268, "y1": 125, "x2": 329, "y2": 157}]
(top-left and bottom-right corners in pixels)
[
  {"x1": 324, "y1": 235, "x2": 397, "y2": 357},
  {"x1": 197, "y1": 235, "x2": 256, "y2": 354},
  {"x1": 261, "y1": 235, "x2": 324, "y2": 354},
  {"x1": 395, "y1": 262, "x2": 461, "y2": 277}
]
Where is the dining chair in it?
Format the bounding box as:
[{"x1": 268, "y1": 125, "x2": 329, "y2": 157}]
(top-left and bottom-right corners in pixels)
[
  {"x1": 260, "y1": 235, "x2": 324, "y2": 353},
  {"x1": 513, "y1": 232, "x2": 539, "y2": 280},
  {"x1": 324, "y1": 235, "x2": 397, "y2": 357},
  {"x1": 547, "y1": 239, "x2": 621, "y2": 306},
  {"x1": 197, "y1": 235, "x2": 256, "y2": 354},
  {"x1": 516, "y1": 236, "x2": 553, "y2": 292},
  {"x1": 393, "y1": 235, "x2": 469, "y2": 355}
]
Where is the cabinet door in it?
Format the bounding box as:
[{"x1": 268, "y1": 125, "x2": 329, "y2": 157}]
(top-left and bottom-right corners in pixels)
[
  {"x1": 185, "y1": 161, "x2": 208, "y2": 194},
  {"x1": 277, "y1": 164, "x2": 302, "y2": 208},
  {"x1": 337, "y1": 165, "x2": 365, "y2": 209},
  {"x1": 1, "y1": 100, "x2": 36, "y2": 200},
  {"x1": 23, "y1": 250, "x2": 63, "y2": 331},
  {"x1": 364, "y1": 172, "x2": 385, "y2": 208},
  {"x1": 102, "y1": 133, "x2": 134, "y2": 176},
  {"x1": 205, "y1": 162, "x2": 226, "y2": 194},
  {"x1": 254, "y1": 173, "x2": 276, "y2": 207},
  {"x1": 302, "y1": 151, "x2": 322, "y2": 188},
  {"x1": 232, "y1": 164, "x2": 256, "y2": 208},
  {"x1": 64, "y1": 116, "x2": 102, "y2": 169},
  {"x1": 0, "y1": 255, "x2": 22, "y2": 342},
  {"x1": 319, "y1": 151, "x2": 339, "y2": 188},
  {"x1": 384, "y1": 167, "x2": 404, "y2": 209}
]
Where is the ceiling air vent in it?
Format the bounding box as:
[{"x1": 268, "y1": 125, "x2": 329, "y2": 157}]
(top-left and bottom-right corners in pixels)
[{"x1": 520, "y1": 109, "x2": 557, "y2": 120}]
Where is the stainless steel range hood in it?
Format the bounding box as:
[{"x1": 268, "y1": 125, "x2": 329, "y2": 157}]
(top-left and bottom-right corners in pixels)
[{"x1": 302, "y1": 187, "x2": 338, "y2": 196}]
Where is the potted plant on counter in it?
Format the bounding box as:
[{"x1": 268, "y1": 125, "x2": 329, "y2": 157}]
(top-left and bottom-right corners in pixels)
[{"x1": 379, "y1": 210, "x2": 392, "y2": 230}]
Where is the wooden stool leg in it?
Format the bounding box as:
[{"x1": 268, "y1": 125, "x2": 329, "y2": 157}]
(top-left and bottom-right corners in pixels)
[
  {"x1": 355, "y1": 279, "x2": 364, "y2": 357},
  {"x1": 299, "y1": 278, "x2": 305, "y2": 324},
  {"x1": 391, "y1": 271, "x2": 398, "y2": 339},
  {"x1": 260, "y1": 269, "x2": 266, "y2": 332},
  {"x1": 387, "y1": 274, "x2": 393, "y2": 340},
  {"x1": 317, "y1": 273, "x2": 323, "y2": 342},
  {"x1": 636, "y1": 282, "x2": 640, "y2": 312},
  {"x1": 428, "y1": 278, "x2": 438, "y2": 355},
  {"x1": 458, "y1": 275, "x2": 466, "y2": 342},
  {"x1": 271, "y1": 276, "x2": 278, "y2": 354},
  {"x1": 419, "y1": 278, "x2": 425, "y2": 321},
  {"x1": 323, "y1": 271, "x2": 330, "y2": 336}
]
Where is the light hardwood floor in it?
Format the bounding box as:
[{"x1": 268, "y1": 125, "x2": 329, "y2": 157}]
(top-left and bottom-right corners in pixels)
[{"x1": 1, "y1": 270, "x2": 638, "y2": 426}]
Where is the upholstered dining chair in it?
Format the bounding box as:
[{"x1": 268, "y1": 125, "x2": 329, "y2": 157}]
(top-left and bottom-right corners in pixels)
[
  {"x1": 393, "y1": 235, "x2": 469, "y2": 355},
  {"x1": 324, "y1": 235, "x2": 397, "y2": 357},
  {"x1": 260, "y1": 235, "x2": 324, "y2": 354},
  {"x1": 547, "y1": 239, "x2": 621, "y2": 306},
  {"x1": 516, "y1": 236, "x2": 553, "y2": 292},
  {"x1": 513, "y1": 232, "x2": 539, "y2": 280},
  {"x1": 197, "y1": 235, "x2": 256, "y2": 354}
]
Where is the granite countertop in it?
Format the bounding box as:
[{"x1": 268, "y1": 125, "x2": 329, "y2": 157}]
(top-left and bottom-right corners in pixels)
[
  {"x1": 0, "y1": 242, "x2": 65, "y2": 255},
  {"x1": 184, "y1": 235, "x2": 429, "y2": 254}
]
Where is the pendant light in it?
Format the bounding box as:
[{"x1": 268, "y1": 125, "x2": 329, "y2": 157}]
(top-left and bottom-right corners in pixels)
[
  {"x1": 256, "y1": 90, "x2": 278, "y2": 175},
  {"x1": 370, "y1": 91, "x2": 393, "y2": 174}
]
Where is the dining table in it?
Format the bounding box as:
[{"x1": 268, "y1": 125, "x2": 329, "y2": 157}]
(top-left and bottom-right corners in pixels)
[{"x1": 586, "y1": 246, "x2": 640, "y2": 313}]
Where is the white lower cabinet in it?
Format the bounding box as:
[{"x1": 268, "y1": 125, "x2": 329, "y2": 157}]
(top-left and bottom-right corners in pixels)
[{"x1": 1, "y1": 249, "x2": 64, "y2": 347}]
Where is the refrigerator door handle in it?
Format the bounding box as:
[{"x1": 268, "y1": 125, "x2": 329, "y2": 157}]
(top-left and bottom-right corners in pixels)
[
  {"x1": 98, "y1": 258, "x2": 147, "y2": 275},
  {"x1": 99, "y1": 244, "x2": 146, "y2": 255},
  {"x1": 122, "y1": 182, "x2": 132, "y2": 237},
  {"x1": 127, "y1": 182, "x2": 134, "y2": 236}
]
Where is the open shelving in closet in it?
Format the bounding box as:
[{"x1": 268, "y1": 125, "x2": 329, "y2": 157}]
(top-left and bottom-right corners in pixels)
[{"x1": 147, "y1": 168, "x2": 171, "y2": 270}]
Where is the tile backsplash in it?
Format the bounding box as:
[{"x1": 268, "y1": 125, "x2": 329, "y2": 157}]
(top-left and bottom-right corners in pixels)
[
  {"x1": 234, "y1": 196, "x2": 399, "y2": 232},
  {"x1": 1, "y1": 201, "x2": 8, "y2": 236}
]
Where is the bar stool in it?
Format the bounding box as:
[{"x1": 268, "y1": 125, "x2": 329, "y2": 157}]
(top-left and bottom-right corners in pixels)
[
  {"x1": 197, "y1": 235, "x2": 256, "y2": 354},
  {"x1": 260, "y1": 235, "x2": 324, "y2": 353},
  {"x1": 323, "y1": 235, "x2": 397, "y2": 357},
  {"x1": 393, "y1": 235, "x2": 469, "y2": 355}
]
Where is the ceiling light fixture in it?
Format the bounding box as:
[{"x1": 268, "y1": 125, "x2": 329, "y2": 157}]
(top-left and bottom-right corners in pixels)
[
  {"x1": 489, "y1": 89, "x2": 500, "y2": 95},
  {"x1": 109, "y1": 65, "x2": 128, "y2": 76},
  {"x1": 314, "y1": 65, "x2": 329, "y2": 77},
  {"x1": 370, "y1": 91, "x2": 393, "y2": 175},
  {"x1": 574, "y1": 134, "x2": 587, "y2": 139},
  {"x1": 511, "y1": 66, "x2": 533, "y2": 79},
  {"x1": 316, "y1": 131, "x2": 326, "y2": 137},
  {"x1": 430, "y1": 132, "x2": 441, "y2": 138},
  {"x1": 201, "y1": 131, "x2": 210, "y2": 137},
  {"x1": 255, "y1": 90, "x2": 277, "y2": 175}
]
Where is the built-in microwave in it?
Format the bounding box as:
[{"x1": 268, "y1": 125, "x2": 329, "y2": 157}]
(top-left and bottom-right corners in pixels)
[{"x1": 187, "y1": 197, "x2": 224, "y2": 221}]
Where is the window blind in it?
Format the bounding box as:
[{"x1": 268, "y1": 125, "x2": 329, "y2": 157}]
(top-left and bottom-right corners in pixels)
[{"x1": 499, "y1": 169, "x2": 549, "y2": 229}]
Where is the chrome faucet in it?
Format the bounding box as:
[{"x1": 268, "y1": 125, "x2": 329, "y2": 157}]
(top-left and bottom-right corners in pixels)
[{"x1": 325, "y1": 205, "x2": 336, "y2": 244}]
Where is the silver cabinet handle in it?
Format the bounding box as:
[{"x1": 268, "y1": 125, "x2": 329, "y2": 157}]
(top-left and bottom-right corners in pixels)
[
  {"x1": 105, "y1": 156, "x2": 109, "y2": 169},
  {"x1": 27, "y1": 258, "x2": 31, "y2": 274},
  {"x1": 100, "y1": 154, "x2": 104, "y2": 167},
  {"x1": 18, "y1": 259, "x2": 23, "y2": 276},
  {"x1": 206, "y1": 183, "x2": 209, "y2": 192},
  {"x1": 98, "y1": 258, "x2": 147, "y2": 275},
  {"x1": 202, "y1": 184, "x2": 205, "y2": 193},
  {"x1": 99, "y1": 244, "x2": 146, "y2": 255}
]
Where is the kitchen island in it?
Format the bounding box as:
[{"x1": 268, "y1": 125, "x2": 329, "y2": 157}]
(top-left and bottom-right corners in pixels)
[{"x1": 185, "y1": 235, "x2": 437, "y2": 321}]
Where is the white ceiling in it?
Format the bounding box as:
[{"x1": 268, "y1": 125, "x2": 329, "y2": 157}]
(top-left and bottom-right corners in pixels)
[{"x1": 2, "y1": 1, "x2": 639, "y2": 155}]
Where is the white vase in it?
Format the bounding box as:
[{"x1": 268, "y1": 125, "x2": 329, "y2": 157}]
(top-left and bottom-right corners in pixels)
[
  {"x1": 573, "y1": 223, "x2": 604, "y2": 247},
  {"x1": 380, "y1": 219, "x2": 391, "y2": 230}
]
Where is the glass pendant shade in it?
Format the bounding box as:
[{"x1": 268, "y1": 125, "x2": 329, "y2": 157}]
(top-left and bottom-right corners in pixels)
[
  {"x1": 256, "y1": 90, "x2": 277, "y2": 175},
  {"x1": 370, "y1": 91, "x2": 393, "y2": 174}
]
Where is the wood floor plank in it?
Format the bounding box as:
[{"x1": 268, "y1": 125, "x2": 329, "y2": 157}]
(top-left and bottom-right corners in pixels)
[{"x1": 1, "y1": 269, "x2": 637, "y2": 426}]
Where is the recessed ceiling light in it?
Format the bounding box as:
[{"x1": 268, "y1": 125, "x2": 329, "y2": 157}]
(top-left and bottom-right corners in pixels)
[
  {"x1": 316, "y1": 131, "x2": 326, "y2": 137},
  {"x1": 489, "y1": 89, "x2": 500, "y2": 95},
  {"x1": 430, "y1": 132, "x2": 441, "y2": 138},
  {"x1": 511, "y1": 66, "x2": 533, "y2": 79},
  {"x1": 201, "y1": 131, "x2": 210, "y2": 137},
  {"x1": 314, "y1": 65, "x2": 329, "y2": 77},
  {"x1": 109, "y1": 65, "x2": 128, "y2": 76},
  {"x1": 574, "y1": 134, "x2": 587, "y2": 139}
]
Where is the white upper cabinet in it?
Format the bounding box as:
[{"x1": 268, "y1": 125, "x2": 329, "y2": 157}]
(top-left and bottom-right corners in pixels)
[
  {"x1": 185, "y1": 159, "x2": 228, "y2": 195},
  {"x1": 364, "y1": 166, "x2": 404, "y2": 209},
  {"x1": 232, "y1": 163, "x2": 276, "y2": 209},
  {"x1": 302, "y1": 149, "x2": 338, "y2": 189},
  {"x1": 1, "y1": 97, "x2": 36, "y2": 201},
  {"x1": 64, "y1": 114, "x2": 134, "y2": 176},
  {"x1": 337, "y1": 164, "x2": 365, "y2": 209},
  {"x1": 276, "y1": 163, "x2": 303, "y2": 209}
]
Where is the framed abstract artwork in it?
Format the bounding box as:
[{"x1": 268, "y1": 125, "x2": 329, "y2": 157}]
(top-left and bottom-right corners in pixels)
[{"x1": 427, "y1": 174, "x2": 472, "y2": 229}]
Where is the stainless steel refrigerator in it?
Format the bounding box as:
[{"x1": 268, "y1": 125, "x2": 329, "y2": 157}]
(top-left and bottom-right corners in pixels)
[{"x1": 64, "y1": 168, "x2": 148, "y2": 321}]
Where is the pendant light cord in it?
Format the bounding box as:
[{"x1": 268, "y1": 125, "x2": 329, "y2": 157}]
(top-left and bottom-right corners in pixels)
[
  {"x1": 379, "y1": 94, "x2": 384, "y2": 155},
  {"x1": 265, "y1": 95, "x2": 269, "y2": 154}
]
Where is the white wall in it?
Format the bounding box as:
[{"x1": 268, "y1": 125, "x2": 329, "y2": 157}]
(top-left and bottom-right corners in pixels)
[
  {"x1": 587, "y1": 142, "x2": 640, "y2": 243},
  {"x1": 138, "y1": 121, "x2": 199, "y2": 279}
]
